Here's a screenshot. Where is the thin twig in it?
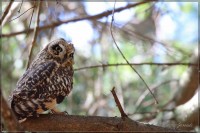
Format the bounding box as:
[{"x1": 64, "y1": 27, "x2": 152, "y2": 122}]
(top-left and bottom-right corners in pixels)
[
  {"x1": 26, "y1": 1, "x2": 41, "y2": 69},
  {"x1": 74, "y1": 62, "x2": 197, "y2": 71},
  {"x1": 1, "y1": 0, "x2": 156, "y2": 38},
  {"x1": 133, "y1": 79, "x2": 179, "y2": 114},
  {"x1": 111, "y1": 87, "x2": 128, "y2": 119},
  {"x1": 26, "y1": 3, "x2": 36, "y2": 38},
  {"x1": 18, "y1": 0, "x2": 24, "y2": 13},
  {"x1": 110, "y1": 0, "x2": 159, "y2": 104},
  {"x1": 9, "y1": 6, "x2": 35, "y2": 23},
  {"x1": 0, "y1": 0, "x2": 14, "y2": 25},
  {"x1": 122, "y1": 27, "x2": 188, "y2": 58}
]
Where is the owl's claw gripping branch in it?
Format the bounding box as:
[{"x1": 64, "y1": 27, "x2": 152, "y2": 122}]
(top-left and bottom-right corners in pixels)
[
  {"x1": 50, "y1": 108, "x2": 68, "y2": 115},
  {"x1": 10, "y1": 38, "x2": 75, "y2": 121}
]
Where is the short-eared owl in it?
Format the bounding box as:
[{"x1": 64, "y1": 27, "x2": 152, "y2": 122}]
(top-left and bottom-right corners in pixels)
[{"x1": 10, "y1": 38, "x2": 75, "y2": 121}]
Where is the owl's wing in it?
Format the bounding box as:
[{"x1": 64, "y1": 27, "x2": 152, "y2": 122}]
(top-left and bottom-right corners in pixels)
[
  {"x1": 12, "y1": 61, "x2": 57, "y2": 101},
  {"x1": 12, "y1": 60, "x2": 72, "y2": 101},
  {"x1": 11, "y1": 61, "x2": 74, "y2": 119}
]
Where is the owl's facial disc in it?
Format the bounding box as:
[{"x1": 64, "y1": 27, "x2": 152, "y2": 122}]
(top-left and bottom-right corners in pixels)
[
  {"x1": 49, "y1": 43, "x2": 66, "y2": 58},
  {"x1": 48, "y1": 38, "x2": 75, "y2": 65},
  {"x1": 52, "y1": 44, "x2": 63, "y2": 54}
]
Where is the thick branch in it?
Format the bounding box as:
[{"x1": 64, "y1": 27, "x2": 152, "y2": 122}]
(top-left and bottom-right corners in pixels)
[
  {"x1": 1, "y1": 0, "x2": 156, "y2": 38},
  {"x1": 174, "y1": 88, "x2": 199, "y2": 130},
  {"x1": 173, "y1": 49, "x2": 199, "y2": 105},
  {"x1": 21, "y1": 114, "x2": 177, "y2": 132}
]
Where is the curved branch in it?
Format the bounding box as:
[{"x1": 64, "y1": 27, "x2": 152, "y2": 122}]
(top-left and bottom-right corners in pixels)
[
  {"x1": 110, "y1": 0, "x2": 159, "y2": 104},
  {"x1": 173, "y1": 49, "x2": 199, "y2": 106}
]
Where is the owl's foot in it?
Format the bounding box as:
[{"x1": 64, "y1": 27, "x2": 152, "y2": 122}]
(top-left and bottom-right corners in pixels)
[{"x1": 50, "y1": 108, "x2": 68, "y2": 115}]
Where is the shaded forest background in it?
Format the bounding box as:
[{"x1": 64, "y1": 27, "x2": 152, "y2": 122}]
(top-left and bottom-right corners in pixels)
[{"x1": 1, "y1": 0, "x2": 199, "y2": 132}]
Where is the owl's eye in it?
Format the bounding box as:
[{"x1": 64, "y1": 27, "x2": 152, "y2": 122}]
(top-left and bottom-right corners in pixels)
[
  {"x1": 68, "y1": 53, "x2": 74, "y2": 58},
  {"x1": 51, "y1": 44, "x2": 63, "y2": 54}
]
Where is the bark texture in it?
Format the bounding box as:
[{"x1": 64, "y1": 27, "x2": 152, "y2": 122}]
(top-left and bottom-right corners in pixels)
[{"x1": 21, "y1": 114, "x2": 178, "y2": 132}]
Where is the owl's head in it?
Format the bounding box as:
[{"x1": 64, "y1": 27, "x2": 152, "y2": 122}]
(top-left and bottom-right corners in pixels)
[{"x1": 46, "y1": 38, "x2": 75, "y2": 66}]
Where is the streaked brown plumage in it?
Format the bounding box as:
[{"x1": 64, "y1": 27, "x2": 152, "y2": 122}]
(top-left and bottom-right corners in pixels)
[{"x1": 10, "y1": 38, "x2": 75, "y2": 121}]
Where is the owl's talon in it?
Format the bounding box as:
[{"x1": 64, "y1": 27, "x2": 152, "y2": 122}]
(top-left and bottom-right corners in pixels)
[
  {"x1": 64, "y1": 111, "x2": 69, "y2": 115},
  {"x1": 49, "y1": 110, "x2": 54, "y2": 115},
  {"x1": 50, "y1": 108, "x2": 67, "y2": 115}
]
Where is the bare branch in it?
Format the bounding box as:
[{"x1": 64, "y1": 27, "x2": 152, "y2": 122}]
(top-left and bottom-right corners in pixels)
[
  {"x1": 110, "y1": 0, "x2": 158, "y2": 104},
  {"x1": 26, "y1": 2, "x2": 36, "y2": 37},
  {"x1": 26, "y1": 1, "x2": 41, "y2": 69},
  {"x1": 1, "y1": 0, "x2": 156, "y2": 38},
  {"x1": 133, "y1": 79, "x2": 179, "y2": 114},
  {"x1": 74, "y1": 62, "x2": 197, "y2": 71},
  {"x1": 0, "y1": 0, "x2": 14, "y2": 25},
  {"x1": 111, "y1": 87, "x2": 128, "y2": 118},
  {"x1": 8, "y1": 6, "x2": 35, "y2": 23}
]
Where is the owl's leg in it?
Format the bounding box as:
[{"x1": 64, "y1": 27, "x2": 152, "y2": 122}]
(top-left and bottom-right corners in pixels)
[{"x1": 50, "y1": 107, "x2": 68, "y2": 115}]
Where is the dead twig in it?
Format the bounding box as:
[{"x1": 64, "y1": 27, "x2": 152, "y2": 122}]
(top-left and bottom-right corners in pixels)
[
  {"x1": 74, "y1": 62, "x2": 197, "y2": 71},
  {"x1": 0, "y1": 0, "x2": 14, "y2": 25},
  {"x1": 110, "y1": 0, "x2": 158, "y2": 104},
  {"x1": 8, "y1": 6, "x2": 35, "y2": 23},
  {"x1": 111, "y1": 87, "x2": 128, "y2": 119},
  {"x1": 133, "y1": 79, "x2": 179, "y2": 114},
  {"x1": 26, "y1": 2, "x2": 36, "y2": 38},
  {"x1": 26, "y1": 1, "x2": 41, "y2": 69}
]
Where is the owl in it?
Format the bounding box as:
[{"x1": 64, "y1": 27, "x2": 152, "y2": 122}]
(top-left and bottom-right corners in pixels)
[{"x1": 10, "y1": 38, "x2": 75, "y2": 122}]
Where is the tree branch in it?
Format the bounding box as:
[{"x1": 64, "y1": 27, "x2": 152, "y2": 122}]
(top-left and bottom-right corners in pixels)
[
  {"x1": 1, "y1": 0, "x2": 157, "y2": 38},
  {"x1": 111, "y1": 87, "x2": 128, "y2": 118},
  {"x1": 174, "y1": 88, "x2": 199, "y2": 130},
  {"x1": 133, "y1": 79, "x2": 179, "y2": 114},
  {"x1": 74, "y1": 62, "x2": 197, "y2": 71},
  {"x1": 20, "y1": 114, "x2": 178, "y2": 132},
  {"x1": 173, "y1": 49, "x2": 199, "y2": 106},
  {"x1": 0, "y1": 0, "x2": 14, "y2": 25},
  {"x1": 8, "y1": 6, "x2": 35, "y2": 23},
  {"x1": 110, "y1": 0, "x2": 158, "y2": 104},
  {"x1": 26, "y1": 1, "x2": 41, "y2": 69}
]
